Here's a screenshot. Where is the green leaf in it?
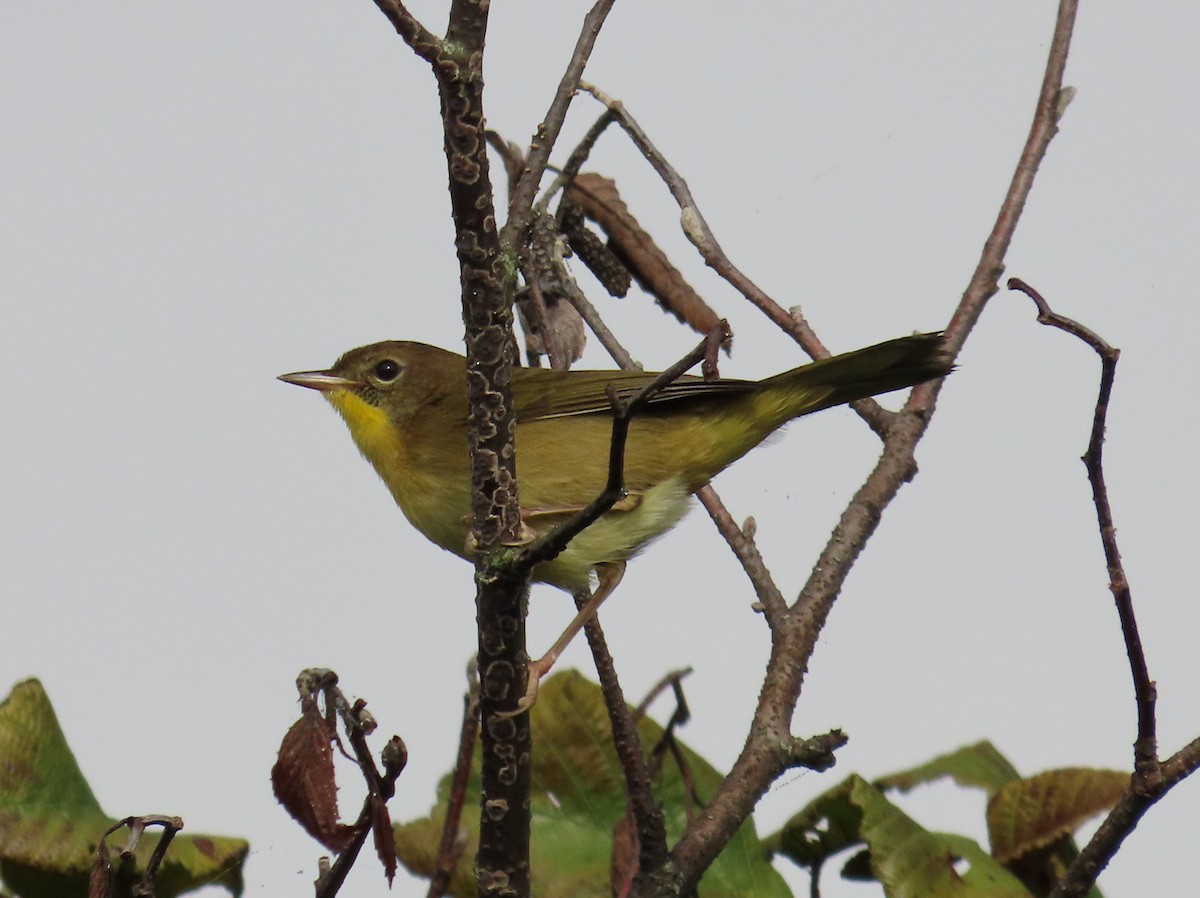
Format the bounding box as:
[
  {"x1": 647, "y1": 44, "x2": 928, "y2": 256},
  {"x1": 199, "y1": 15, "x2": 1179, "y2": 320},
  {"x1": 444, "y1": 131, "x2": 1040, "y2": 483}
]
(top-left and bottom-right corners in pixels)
[
  {"x1": 876, "y1": 741, "x2": 1021, "y2": 798},
  {"x1": 393, "y1": 670, "x2": 790, "y2": 898},
  {"x1": 767, "y1": 775, "x2": 1033, "y2": 898},
  {"x1": 761, "y1": 775, "x2": 867, "y2": 869},
  {"x1": 0, "y1": 679, "x2": 248, "y2": 898},
  {"x1": 987, "y1": 768, "x2": 1128, "y2": 864}
]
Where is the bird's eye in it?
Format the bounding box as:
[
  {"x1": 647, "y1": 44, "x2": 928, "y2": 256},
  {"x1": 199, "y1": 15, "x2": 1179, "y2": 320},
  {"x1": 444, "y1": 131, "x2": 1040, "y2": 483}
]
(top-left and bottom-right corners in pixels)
[{"x1": 373, "y1": 359, "x2": 402, "y2": 382}]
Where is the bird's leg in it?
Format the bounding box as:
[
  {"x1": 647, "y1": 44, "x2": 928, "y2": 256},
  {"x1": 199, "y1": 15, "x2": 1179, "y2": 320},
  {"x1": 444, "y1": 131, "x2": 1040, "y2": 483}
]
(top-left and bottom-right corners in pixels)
[{"x1": 503, "y1": 561, "x2": 626, "y2": 716}]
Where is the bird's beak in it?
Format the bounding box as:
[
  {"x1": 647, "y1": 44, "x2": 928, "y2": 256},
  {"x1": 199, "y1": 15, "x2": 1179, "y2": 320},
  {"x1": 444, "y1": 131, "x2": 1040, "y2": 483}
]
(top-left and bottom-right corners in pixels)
[{"x1": 277, "y1": 370, "x2": 360, "y2": 392}]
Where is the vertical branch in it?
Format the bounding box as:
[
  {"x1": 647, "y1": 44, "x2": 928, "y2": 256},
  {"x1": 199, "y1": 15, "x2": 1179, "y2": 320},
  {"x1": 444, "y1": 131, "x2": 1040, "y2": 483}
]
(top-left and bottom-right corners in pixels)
[
  {"x1": 371, "y1": 4, "x2": 624, "y2": 897},
  {"x1": 374, "y1": 2, "x2": 531, "y2": 895},
  {"x1": 1007, "y1": 278, "x2": 1158, "y2": 782},
  {"x1": 1002, "y1": 279, "x2": 1200, "y2": 897},
  {"x1": 435, "y1": 25, "x2": 534, "y2": 898}
]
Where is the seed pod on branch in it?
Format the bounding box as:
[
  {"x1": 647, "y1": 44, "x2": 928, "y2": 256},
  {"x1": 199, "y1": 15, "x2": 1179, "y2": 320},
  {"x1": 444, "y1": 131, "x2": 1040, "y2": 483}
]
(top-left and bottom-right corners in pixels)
[
  {"x1": 565, "y1": 173, "x2": 722, "y2": 338},
  {"x1": 561, "y1": 202, "x2": 632, "y2": 298}
]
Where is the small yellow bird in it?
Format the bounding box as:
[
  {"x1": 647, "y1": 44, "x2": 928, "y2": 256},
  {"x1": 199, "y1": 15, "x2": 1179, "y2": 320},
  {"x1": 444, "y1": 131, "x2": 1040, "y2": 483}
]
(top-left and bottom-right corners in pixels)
[{"x1": 281, "y1": 333, "x2": 949, "y2": 702}]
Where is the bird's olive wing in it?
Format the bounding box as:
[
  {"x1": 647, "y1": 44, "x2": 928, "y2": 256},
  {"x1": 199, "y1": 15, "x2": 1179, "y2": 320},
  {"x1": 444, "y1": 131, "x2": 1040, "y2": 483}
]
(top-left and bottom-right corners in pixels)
[{"x1": 513, "y1": 368, "x2": 757, "y2": 422}]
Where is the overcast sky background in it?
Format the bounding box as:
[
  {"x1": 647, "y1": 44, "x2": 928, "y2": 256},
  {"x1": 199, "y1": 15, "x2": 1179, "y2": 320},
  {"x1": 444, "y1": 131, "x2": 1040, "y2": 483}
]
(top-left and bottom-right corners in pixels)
[{"x1": 3, "y1": 2, "x2": 1198, "y2": 896}]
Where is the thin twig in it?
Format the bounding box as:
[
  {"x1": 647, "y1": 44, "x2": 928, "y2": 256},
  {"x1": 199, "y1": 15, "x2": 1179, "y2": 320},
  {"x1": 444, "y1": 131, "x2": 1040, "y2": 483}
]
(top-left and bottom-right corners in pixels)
[
  {"x1": 426, "y1": 670, "x2": 481, "y2": 898},
  {"x1": 315, "y1": 692, "x2": 407, "y2": 898},
  {"x1": 501, "y1": 0, "x2": 617, "y2": 245},
  {"x1": 1049, "y1": 736, "x2": 1200, "y2": 898},
  {"x1": 576, "y1": 83, "x2": 821, "y2": 354},
  {"x1": 632, "y1": 667, "x2": 693, "y2": 722},
  {"x1": 513, "y1": 322, "x2": 731, "y2": 575},
  {"x1": 1007, "y1": 278, "x2": 1158, "y2": 781},
  {"x1": 645, "y1": 679, "x2": 702, "y2": 818},
  {"x1": 369, "y1": 0, "x2": 442, "y2": 62},
  {"x1": 537, "y1": 110, "x2": 617, "y2": 219},
  {"x1": 1005, "y1": 278, "x2": 1194, "y2": 897},
  {"x1": 93, "y1": 815, "x2": 185, "y2": 898},
  {"x1": 646, "y1": 4, "x2": 1082, "y2": 893},
  {"x1": 577, "y1": 600, "x2": 670, "y2": 880},
  {"x1": 693, "y1": 488, "x2": 787, "y2": 625},
  {"x1": 554, "y1": 241, "x2": 642, "y2": 369},
  {"x1": 132, "y1": 818, "x2": 181, "y2": 898},
  {"x1": 576, "y1": 82, "x2": 894, "y2": 438}
]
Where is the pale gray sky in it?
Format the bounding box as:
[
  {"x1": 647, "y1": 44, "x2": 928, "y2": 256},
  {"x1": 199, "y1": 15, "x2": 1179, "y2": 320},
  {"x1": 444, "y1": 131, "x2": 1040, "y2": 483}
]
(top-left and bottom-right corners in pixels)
[{"x1": 3, "y1": 2, "x2": 1198, "y2": 896}]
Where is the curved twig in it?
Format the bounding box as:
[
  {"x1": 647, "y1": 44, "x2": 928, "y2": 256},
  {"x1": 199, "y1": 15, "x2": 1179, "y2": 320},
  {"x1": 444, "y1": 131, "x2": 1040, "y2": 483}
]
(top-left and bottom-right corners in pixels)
[
  {"x1": 1007, "y1": 278, "x2": 1157, "y2": 780},
  {"x1": 1005, "y1": 278, "x2": 1199, "y2": 898}
]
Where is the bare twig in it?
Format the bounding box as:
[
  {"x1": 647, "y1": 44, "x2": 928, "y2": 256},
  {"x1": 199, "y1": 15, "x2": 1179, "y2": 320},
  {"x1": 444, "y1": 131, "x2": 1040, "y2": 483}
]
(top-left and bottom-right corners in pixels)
[
  {"x1": 576, "y1": 83, "x2": 820, "y2": 353},
  {"x1": 1005, "y1": 278, "x2": 1196, "y2": 897},
  {"x1": 91, "y1": 815, "x2": 185, "y2": 898},
  {"x1": 426, "y1": 669, "x2": 481, "y2": 898},
  {"x1": 632, "y1": 667, "x2": 693, "y2": 722},
  {"x1": 1008, "y1": 278, "x2": 1158, "y2": 780},
  {"x1": 537, "y1": 110, "x2": 617, "y2": 217},
  {"x1": 577, "y1": 600, "x2": 670, "y2": 881},
  {"x1": 646, "y1": 680, "x2": 702, "y2": 820},
  {"x1": 1049, "y1": 737, "x2": 1200, "y2": 898},
  {"x1": 369, "y1": 0, "x2": 442, "y2": 62},
  {"x1": 576, "y1": 82, "x2": 896, "y2": 437},
  {"x1": 640, "y1": 4, "x2": 1082, "y2": 894},
  {"x1": 693, "y1": 489, "x2": 787, "y2": 625},
  {"x1": 314, "y1": 683, "x2": 408, "y2": 898},
  {"x1": 554, "y1": 240, "x2": 643, "y2": 369},
  {"x1": 501, "y1": 0, "x2": 618, "y2": 243}
]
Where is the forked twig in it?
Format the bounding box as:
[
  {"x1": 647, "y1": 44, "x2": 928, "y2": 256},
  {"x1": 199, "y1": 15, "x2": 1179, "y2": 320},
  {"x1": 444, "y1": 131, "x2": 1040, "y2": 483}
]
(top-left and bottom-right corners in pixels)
[
  {"x1": 309, "y1": 674, "x2": 408, "y2": 898},
  {"x1": 693, "y1": 489, "x2": 788, "y2": 625},
  {"x1": 1007, "y1": 278, "x2": 1157, "y2": 778},
  {"x1": 501, "y1": 0, "x2": 618, "y2": 244},
  {"x1": 90, "y1": 815, "x2": 184, "y2": 898},
  {"x1": 575, "y1": 84, "x2": 898, "y2": 438},
  {"x1": 632, "y1": 667, "x2": 693, "y2": 723},
  {"x1": 650, "y1": 4, "x2": 1084, "y2": 892},
  {"x1": 1006, "y1": 279, "x2": 1200, "y2": 898}
]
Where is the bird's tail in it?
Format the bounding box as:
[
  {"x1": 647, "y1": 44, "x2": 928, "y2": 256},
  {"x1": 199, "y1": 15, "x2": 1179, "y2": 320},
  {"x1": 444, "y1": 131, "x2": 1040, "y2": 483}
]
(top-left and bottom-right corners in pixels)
[{"x1": 761, "y1": 332, "x2": 953, "y2": 420}]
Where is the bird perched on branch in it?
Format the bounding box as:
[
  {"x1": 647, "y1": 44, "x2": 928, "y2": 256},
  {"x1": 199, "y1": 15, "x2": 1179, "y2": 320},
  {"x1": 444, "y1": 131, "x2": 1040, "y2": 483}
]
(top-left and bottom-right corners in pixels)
[{"x1": 281, "y1": 331, "x2": 951, "y2": 707}]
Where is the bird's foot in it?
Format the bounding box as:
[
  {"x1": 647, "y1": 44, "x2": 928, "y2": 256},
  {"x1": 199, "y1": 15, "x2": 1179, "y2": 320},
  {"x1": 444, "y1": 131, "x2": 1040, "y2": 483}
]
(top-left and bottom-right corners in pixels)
[{"x1": 495, "y1": 654, "x2": 555, "y2": 719}]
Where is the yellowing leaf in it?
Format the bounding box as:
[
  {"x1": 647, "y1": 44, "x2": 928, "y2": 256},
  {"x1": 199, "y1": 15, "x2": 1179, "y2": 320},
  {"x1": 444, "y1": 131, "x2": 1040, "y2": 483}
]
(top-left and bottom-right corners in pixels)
[
  {"x1": 0, "y1": 679, "x2": 247, "y2": 898},
  {"x1": 394, "y1": 670, "x2": 789, "y2": 898},
  {"x1": 987, "y1": 768, "x2": 1128, "y2": 864},
  {"x1": 876, "y1": 741, "x2": 1021, "y2": 798},
  {"x1": 768, "y1": 776, "x2": 1033, "y2": 897}
]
